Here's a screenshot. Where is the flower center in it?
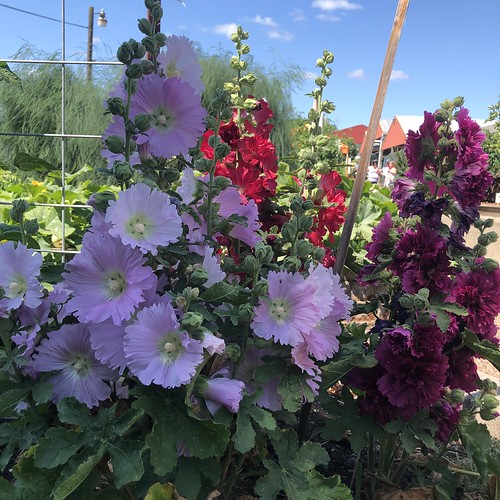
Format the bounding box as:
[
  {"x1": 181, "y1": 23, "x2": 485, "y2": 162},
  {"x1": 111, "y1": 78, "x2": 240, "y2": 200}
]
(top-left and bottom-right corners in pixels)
[
  {"x1": 104, "y1": 270, "x2": 126, "y2": 299},
  {"x1": 166, "y1": 63, "x2": 181, "y2": 78},
  {"x1": 152, "y1": 107, "x2": 174, "y2": 131},
  {"x1": 8, "y1": 279, "x2": 26, "y2": 297},
  {"x1": 72, "y1": 356, "x2": 89, "y2": 376},
  {"x1": 128, "y1": 216, "x2": 149, "y2": 239},
  {"x1": 270, "y1": 299, "x2": 289, "y2": 325},
  {"x1": 159, "y1": 333, "x2": 183, "y2": 364}
]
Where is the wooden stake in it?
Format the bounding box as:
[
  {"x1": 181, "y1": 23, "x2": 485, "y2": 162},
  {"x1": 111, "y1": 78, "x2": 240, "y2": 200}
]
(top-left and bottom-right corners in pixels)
[{"x1": 333, "y1": 0, "x2": 411, "y2": 278}]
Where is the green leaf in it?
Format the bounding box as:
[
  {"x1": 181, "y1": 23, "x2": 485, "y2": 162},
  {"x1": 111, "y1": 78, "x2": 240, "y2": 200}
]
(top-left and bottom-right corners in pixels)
[
  {"x1": 0, "y1": 62, "x2": 21, "y2": 87},
  {"x1": 108, "y1": 440, "x2": 144, "y2": 489},
  {"x1": 306, "y1": 470, "x2": 352, "y2": 499},
  {"x1": 459, "y1": 419, "x2": 492, "y2": 479},
  {"x1": 12, "y1": 451, "x2": 58, "y2": 499},
  {"x1": 57, "y1": 398, "x2": 95, "y2": 427},
  {"x1": 34, "y1": 427, "x2": 86, "y2": 468},
  {"x1": 109, "y1": 408, "x2": 144, "y2": 437},
  {"x1": 200, "y1": 282, "x2": 243, "y2": 304},
  {"x1": 255, "y1": 430, "x2": 329, "y2": 500},
  {"x1": 462, "y1": 329, "x2": 500, "y2": 371},
  {"x1": 234, "y1": 411, "x2": 255, "y2": 454},
  {"x1": 52, "y1": 445, "x2": 106, "y2": 500},
  {"x1": 32, "y1": 382, "x2": 53, "y2": 404},
  {"x1": 0, "y1": 388, "x2": 30, "y2": 418},
  {"x1": 13, "y1": 152, "x2": 56, "y2": 173},
  {"x1": 144, "y1": 482, "x2": 178, "y2": 500}
]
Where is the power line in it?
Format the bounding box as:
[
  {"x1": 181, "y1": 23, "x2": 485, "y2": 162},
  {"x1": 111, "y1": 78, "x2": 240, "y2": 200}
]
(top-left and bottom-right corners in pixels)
[{"x1": 0, "y1": 2, "x2": 87, "y2": 29}]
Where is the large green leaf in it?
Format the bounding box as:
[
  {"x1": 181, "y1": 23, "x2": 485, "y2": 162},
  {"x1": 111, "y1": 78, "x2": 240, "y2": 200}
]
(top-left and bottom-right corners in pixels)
[
  {"x1": 0, "y1": 388, "x2": 30, "y2": 418},
  {"x1": 34, "y1": 427, "x2": 86, "y2": 468},
  {"x1": 107, "y1": 440, "x2": 144, "y2": 489},
  {"x1": 13, "y1": 152, "x2": 57, "y2": 173},
  {"x1": 462, "y1": 329, "x2": 500, "y2": 371}
]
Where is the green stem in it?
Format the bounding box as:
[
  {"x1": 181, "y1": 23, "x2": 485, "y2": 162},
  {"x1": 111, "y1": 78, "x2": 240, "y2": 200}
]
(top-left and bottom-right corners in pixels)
[
  {"x1": 19, "y1": 217, "x2": 27, "y2": 246},
  {"x1": 222, "y1": 451, "x2": 247, "y2": 500}
]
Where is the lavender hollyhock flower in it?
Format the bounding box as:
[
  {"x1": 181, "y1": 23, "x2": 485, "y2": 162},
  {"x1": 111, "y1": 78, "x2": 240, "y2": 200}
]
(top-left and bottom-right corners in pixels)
[
  {"x1": 105, "y1": 183, "x2": 183, "y2": 255},
  {"x1": 177, "y1": 166, "x2": 198, "y2": 205},
  {"x1": 198, "y1": 376, "x2": 245, "y2": 416},
  {"x1": 89, "y1": 320, "x2": 128, "y2": 373},
  {"x1": 0, "y1": 242, "x2": 43, "y2": 314},
  {"x1": 201, "y1": 331, "x2": 225, "y2": 355},
  {"x1": 158, "y1": 35, "x2": 204, "y2": 94},
  {"x1": 130, "y1": 75, "x2": 206, "y2": 159},
  {"x1": 251, "y1": 270, "x2": 319, "y2": 346},
  {"x1": 124, "y1": 302, "x2": 204, "y2": 388},
  {"x1": 32, "y1": 324, "x2": 118, "y2": 407},
  {"x1": 202, "y1": 247, "x2": 226, "y2": 287},
  {"x1": 63, "y1": 231, "x2": 156, "y2": 325}
]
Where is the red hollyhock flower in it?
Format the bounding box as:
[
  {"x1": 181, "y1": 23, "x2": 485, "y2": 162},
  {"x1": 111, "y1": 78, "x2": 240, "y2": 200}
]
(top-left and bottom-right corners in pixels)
[
  {"x1": 237, "y1": 134, "x2": 277, "y2": 173},
  {"x1": 318, "y1": 205, "x2": 346, "y2": 237},
  {"x1": 318, "y1": 171, "x2": 343, "y2": 203}
]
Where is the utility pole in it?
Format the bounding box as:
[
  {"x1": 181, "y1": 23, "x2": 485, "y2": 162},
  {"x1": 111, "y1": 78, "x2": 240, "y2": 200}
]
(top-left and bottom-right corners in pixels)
[{"x1": 86, "y1": 6, "x2": 94, "y2": 82}]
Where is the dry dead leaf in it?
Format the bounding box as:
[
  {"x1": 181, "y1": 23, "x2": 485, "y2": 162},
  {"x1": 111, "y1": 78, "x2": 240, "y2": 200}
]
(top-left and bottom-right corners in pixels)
[{"x1": 378, "y1": 486, "x2": 433, "y2": 500}]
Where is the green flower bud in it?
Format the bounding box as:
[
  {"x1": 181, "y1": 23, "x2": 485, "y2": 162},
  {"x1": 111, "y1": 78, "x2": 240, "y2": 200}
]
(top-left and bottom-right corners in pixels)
[
  {"x1": 252, "y1": 279, "x2": 268, "y2": 297},
  {"x1": 175, "y1": 296, "x2": 187, "y2": 308},
  {"x1": 117, "y1": 43, "x2": 133, "y2": 65},
  {"x1": 440, "y1": 99, "x2": 454, "y2": 110},
  {"x1": 302, "y1": 200, "x2": 314, "y2": 211},
  {"x1": 161, "y1": 168, "x2": 181, "y2": 183},
  {"x1": 134, "y1": 113, "x2": 152, "y2": 132},
  {"x1": 230, "y1": 33, "x2": 240, "y2": 43},
  {"x1": 283, "y1": 256, "x2": 301, "y2": 273},
  {"x1": 449, "y1": 389, "x2": 465, "y2": 404},
  {"x1": 24, "y1": 218, "x2": 39, "y2": 236},
  {"x1": 125, "y1": 119, "x2": 137, "y2": 135},
  {"x1": 88, "y1": 191, "x2": 116, "y2": 212},
  {"x1": 126, "y1": 63, "x2": 143, "y2": 80},
  {"x1": 150, "y1": 3, "x2": 163, "y2": 20},
  {"x1": 225, "y1": 343, "x2": 241, "y2": 363},
  {"x1": 483, "y1": 218, "x2": 494, "y2": 229},
  {"x1": 194, "y1": 158, "x2": 212, "y2": 172},
  {"x1": 190, "y1": 268, "x2": 208, "y2": 286},
  {"x1": 240, "y1": 74, "x2": 257, "y2": 87},
  {"x1": 214, "y1": 142, "x2": 231, "y2": 160},
  {"x1": 10, "y1": 199, "x2": 30, "y2": 223},
  {"x1": 321, "y1": 100, "x2": 335, "y2": 114},
  {"x1": 480, "y1": 258, "x2": 499, "y2": 272},
  {"x1": 434, "y1": 109, "x2": 448, "y2": 123},
  {"x1": 473, "y1": 219, "x2": 484, "y2": 229},
  {"x1": 298, "y1": 215, "x2": 314, "y2": 232},
  {"x1": 413, "y1": 296, "x2": 428, "y2": 310},
  {"x1": 312, "y1": 247, "x2": 325, "y2": 261},
  {"x1": 316, "y1": 58, "x2": 324, "y2": 68},
  {"x1": 214, "y1": 176, "x2": 232, "y2": 189},
  {"x1": 243, "y1": 255, "x2": 259, "y2": 273},
  {"x1": 477, "y1": 234, "x2": 490, "y2": 246},
  {"x1": 141, "y1": 36, "x2": 156, "y2": 53},
  {"x1": 475, "y1": 245, "x2": 487, "y2": 257},
  {"x1": 204, "y1": 115, "x2": 217, "y2": 130},
  {"x1": 105, "y1": 135, "x2": 125, "y2": 154},
  {"x1": 291, "y1": 197, "x2": 304, "y2": 215},
  {"x1": 181, "y1": 312, "x2": 203, "y2": 330},
  {"x1": 155, "y1": 32, "x2": 168, "y2": 47},
  {"x1": 453, "y1": 96, "x2": 465, "y2": 107},
  {"x1": 315, "y1": 77, "x2": 327, "y2": 87},
  {"x1": 145, "y1": 0, "x2": 156, "y2": 9},
  {"x1": 324, "y1": 67, "x2": 332, "y2": 77},
  {"x1": 482, "y1": 394, "x2": 499, "y2": 410},
  {"x1": 138, "y1": 17, "x2": 153, "y2": 36},
  {"x1": 112, "y1": 161, "x2": 134, "y2": 182},
  {"x1": 281, "y1": 222, "x2": 295, "y2": 242},
  {"x1": 296, "y1": 239, "x2": 313, "y2": 258},
  {"x1": 399, "y1": 294, "x2": 413, "y2": 309},
  {"x1": 220, "y1": 107, "x2": 233, "y2": 121},
  {"x1": 133, "y1": 43, "x2": 146, "y2": 60},
  {"x1": 479, "y1": 408, "x2": 497, "y2": 421},
  {"x1": 140, "y1": 59, "x2": 154, "y2": 75},
  {"x1": 240, "y1": 44, "x2": 251, "y2": 54},
  {"x1": 323, "y1": 50, "x2": 334, "y2": 64},
  {"x1": 107, "y1": 97, "x2": 126, "y2": 116}
]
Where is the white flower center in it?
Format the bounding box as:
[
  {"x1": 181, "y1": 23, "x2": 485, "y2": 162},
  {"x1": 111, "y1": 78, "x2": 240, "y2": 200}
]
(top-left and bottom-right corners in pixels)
[
  {"x1": 159, "y1": 333, "x2": 183, "y2": 364},
  {"x1": 8, "y1": 280, "x2": 26, "y2": 297},
  {"x1": 128, "y1": 215, "x2": 149, "y2": 239},
  {"x1": 104, "y1": 271, "x2": 126, "y2": 299},
  {"x1": 152, "y1": 107, "x2": 174, "y2": 131},
  {"x1": 72, "y1": 356, "x2": 89, "y2": 376},
  {"x1": 164, "y1": 342, "x2": 176, "y2": 354},
  {"x1": 270, "y1": 299, "x2": 289, "y2": 325},
  {"x1": 134, "y1": 222, "x2": 145, "y2": 235},
  {"x1": 156, "y1": 114, "x2": 168, "y2": 126}
]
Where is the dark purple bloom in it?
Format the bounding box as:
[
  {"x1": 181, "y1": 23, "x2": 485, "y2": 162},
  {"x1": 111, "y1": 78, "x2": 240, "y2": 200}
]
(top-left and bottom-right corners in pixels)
[
  {"x1": 449, "y1": 159, "x2": 494, "y2": 209},
  {"x1": 446, "y1": 348, "x2": 479, "y2": 393},
  {"x1": 366, "y1": 212, "x2": 396, "y2": 263},
  {"x1": 430, "y1": 400, "x2": 461, "y2": 443},
  {"x1": 399, "y1": 192, "x2": 448, "y2": 229},
  {"x1": 454, "y1": 108, "x2": 486, "y2": 166}
]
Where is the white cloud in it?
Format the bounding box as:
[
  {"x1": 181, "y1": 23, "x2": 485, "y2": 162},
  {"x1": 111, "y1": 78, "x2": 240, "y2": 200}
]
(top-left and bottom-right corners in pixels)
[
  {"x1": 267, "y1": 29, "x2": 295, "y2": 42},
  {"x1": 390, "y1": 69, "x2": 409, "y2": 80},
  {"x1": 312, "y1": 0, "x2": 362, "y2": 11},
  {"x1": 250, "y1": 15, "x2": 278, "y2": 27},
  {"x1": 93, "y1": 36, "x2": 102, "y2": 44},
  {"x1": 290, "y1": 8, "x2": 307, "y2": 21},
  {"x1": 316, "y1": 13, "x2": 341, "y2": 21},
  {"x1": 347, "y1": 68, "x2": 366, "y2": 79},
  {"x1": 213, "y1": 23, "x2": 239, "y2": 39}
]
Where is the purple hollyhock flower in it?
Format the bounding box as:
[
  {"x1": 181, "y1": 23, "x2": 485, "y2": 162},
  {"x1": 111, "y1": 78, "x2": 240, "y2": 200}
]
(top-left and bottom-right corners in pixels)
[
  {"x1": 446, "y1": 348, "x2": 479, "y2": 393},
  {"x1": 301, "y1": 311, "x2": 342, "y2": 361},
  {"x1": 201, "y1": 331, "x2": 225, "y2": 355},
  {"x1": 158, "y1": 35, "x2": 204, "y2": 95},
  {"x1": 89, "y1": 319, "x2": 128, "y2": 373},
  {"x1": 375, "y1": 325, "x2": 448, "y2": 417},
  {"x1": 398, "y1": 192, "x2": 448, "y2": 229},
  {"x1": 405, "y1": 111, "x2": 440, "y2": 181},
  {"x1": 177, "y1": 166, "x2": 198, "y2": 205},
  {"x1": 454, "y1": 108, "x2": 486, "y2": 166},
  {"x1": 63, "y1": 231, "x2": 156, "y2": 325},
  {"x1": 390, "y1": 224, "x2": 453, "y2": 295},
  {"x1": 449, "y1": 159, "x2": 493, "y2": 209},
  {"x1": 105, "y1": 183, "x2": 183, "y2": 255},
  {"x1": 32, "y1": 323, "x2": 118, "y2": 407},
  {"x1": 130, "y1": 74, "x2": 206, "y2": 159},
  {"x1": 391, "y1": 177, "x2": 416, "y2": 212},
  {"x1": 124, "y1": 302, "x2": 204, "y2": 388},
  {"x1": 251, "y1": 270, "x2": 319, "y2": 346},
  {"x1": 199, "y1": 376, "x2": 245, "y2": 416},
  {"x1": 366, "y1": 212, "x2": 396, "y2": 263},
  {"x1": 202, "y1": 247, "x2": 226, "y2": 287},
  {"x1": 449, "y1": 203, "x2": 479, "y2": 248},
  {"x1": 448, "y1": 266, "x2": 500, "y2": 343},
  {"x1": 0, "y1": 242, "x2": 43, "y2": 314},
  {"x1": 430, "y1": 400, "x2": 461, "y2": 443},
  {"x1": 214, "y1": 187, "x2": 261, "y2": 248}
]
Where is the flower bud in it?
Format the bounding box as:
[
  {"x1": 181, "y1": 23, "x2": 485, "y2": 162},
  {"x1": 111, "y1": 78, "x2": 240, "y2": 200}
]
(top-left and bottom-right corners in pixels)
[
  {"x1": 125, "y1": 119, "x2": 137, "y2": 135},
  {"x1": 181, "y1": 312, "x2": 204, "y2": 330},
  {"x1": 117, "y1": 43, "x2": 133, "y2": 65},
  {"x1": 190, "y1": 268, "x2": 208, "y2": 286},
  {"x1": 453, "y1": 96, "x2": 465, "y2": 107},
  {"x1": 252, "y1": 279, "x2": 268, "y2": 296},
  {"x1": 106, "y1": 97, "x2": 126, "y2": 116},
  {"x1": 399, "y1": 294, "x2": 413, "y2": 309},
  {"x1": 134, "y1": 44, "x2": 146, "y2": 60},
  {"x1": 139, "y1": 59, "x2": 154, "y2": 76},
  {"x1": 291, "y1": 197, "x2": 304, "y2": 215},
  {"x1": 315, "y1": 77, "x2": 327, "y2": 87},
  {"x1": 434, "y1": 109, "x2": 448, "y2": 123},
  {"x1": 134, "y1": 113, "x2": 152, "y2": 132},
  {"x1": 145, "y1": 0, "x2": 156, "y2": 9},
  {"x1": 87, "y1": 191, "x2": 116, "y2": 212},
  {"x1": 24, "y1": 218, "x2": 39, "y2": 236},
  {"x1": 194, "y1": 158, "x2": 212, "y2": 172},
  {"x1": 141, "y1": 36, "x2": 156, "y2": 53},
  {"x1": 479, "y1": 408, "x2": 498, "y2": 421},
  {"x1": 161, "y1": 168, "x2": 181, "y2": 183},
  {"x1": 138, "y1": 17, "x2": 153, "y2": 35},
  {"x1": 440, "y1": 99, "x2": 454, "y2": 110},
  {"x1": 112, "y1": 161, "x2": 134, "y2": 182},
  {"x1": 214, "y1": 142, "x2": 231, "y2": 160},
  {"x1": 480, "y1": 258, "x2": 499, "y2": 272},
  {"x1": 449, "y1": 389, "x2": 465, "y2": 404},
  {"x1": 225, "y1": 343, "x2": 241, "y2": 363},
  {"x1": 298, "y1": 215, "x2": 314, "y2": 232},
  {"x1": 302, "y1": 200, "x2": 314, "y2": 211},
  {"x1": 155, "y1": 33, "x2": 168, "y2": 47},
  {"x1": 323, "y1": 50, "x2": 334, "y2": 64},
  {"x1": 176, "y1": 296, "x2": 187, "y2": 308},
  {"x1": 10, "y1": 199, "x2": 30, "y2": 223},
  {"x1": 283, "y1": 256, "x2": 301, "y2": 273},
  {"x1": 482, "y1": 394, "x2": 499, "y2": 410},
  {"x1": 105, "y1": 135, "x2": 125, "y2": 154},
  {"x1": 296, "y1": 239, "x2": 313, "y2": 258},
  {"x1": 230, "y1": 33, "x2": 240, "y2": 43},
  {"x1": 321, "y1": 100, "x2": 335, "y2": 114},
  {"x1": 240, "y1": 44, "x2": 250, "y2": 54},
  {"x1": 204, "y1": 115, "x2": 217, "y2": 130},
  {"x1": 240, "y1": 74, "x2": 257, "y2": 87},
  {"x1": 150, "y1": 3, "x2": 163, "y2": 20},
  {"x1": 220, "y1": 107, "x2": 233, "y2": 121},
  {"x1": 243, "y1": 255, "x2": 259, "y2": 273},
  {"x1": 126, "y1": 63, "x2": 143, "y2": 80},
  {"x1": 312, "y1": 247, "x2": 325, "y2": 261},
  {"x1": 255, "y1": 242, "x2": 273, "y2": 263}
]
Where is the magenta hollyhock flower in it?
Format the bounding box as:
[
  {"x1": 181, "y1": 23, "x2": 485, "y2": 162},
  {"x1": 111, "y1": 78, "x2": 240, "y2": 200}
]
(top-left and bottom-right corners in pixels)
[
  {"x1": 130, "y1": 75, "x2": 206, "y2": 159},
  {"x1": 448, "y1": 266, "x2": 500, "y2": 342},
  {"x1": 124, "y1": 303, "x2": 204, "y2": 388},
  {"x1": 390, "y1": 224, "x2": 453, "y2": 295},
  {"x1": 375, "y1": 325, "x2": 448, "y2": 416},
  {"x1": 0, "y1": 242, "x2": 43, "y2": 314},
  {"x1": 199, "y1": 376, "x2": 245, "y2": 416},
  {"x1": 391, "y1": 177, "x2": 416, "y2": 211},
  {"x1": 89, "y1": 319, "x2": 128, "y2": 373},
  {"x1": 63, "y1": 231, "x2": 156, "y2": 325},
  {"x1": 449, "y1": 159, "x2": 493, "y2": 209},
  {"x1": 214, "y1": 186, "x2": 261, "y2": 247},
  {"x1": 404, "y1": 111, "x2": 440, "y2": 181},
  {"x1": 158, "y1": 35, "x2": 204, "y2": 95},
  {"x1": 251, "y1": 270, "x2": 319, "y2": 346},
  {"x1": 32, "y1": 323, "x2": 118, "y2": 407},
  {"x1": 366, "y1": 212, "x2": 396, "y2": 263},
  {"x1": 105, "y1": 183, "x2": 183, "y2": 255},
  {"x1": 430, "y1": 400, "x2": 461, "y2": 443}
]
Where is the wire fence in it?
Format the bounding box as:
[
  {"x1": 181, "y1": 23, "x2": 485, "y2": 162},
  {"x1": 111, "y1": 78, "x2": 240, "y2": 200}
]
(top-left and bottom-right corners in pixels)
[{"x1": 0, "y1": 1, "x2": 122, "y2": 260}]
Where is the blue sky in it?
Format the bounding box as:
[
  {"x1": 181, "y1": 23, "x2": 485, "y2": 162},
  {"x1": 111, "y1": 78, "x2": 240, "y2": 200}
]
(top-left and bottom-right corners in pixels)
[{"x1": 0, "y1": 0, "x2": 499, "y2": 129}]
